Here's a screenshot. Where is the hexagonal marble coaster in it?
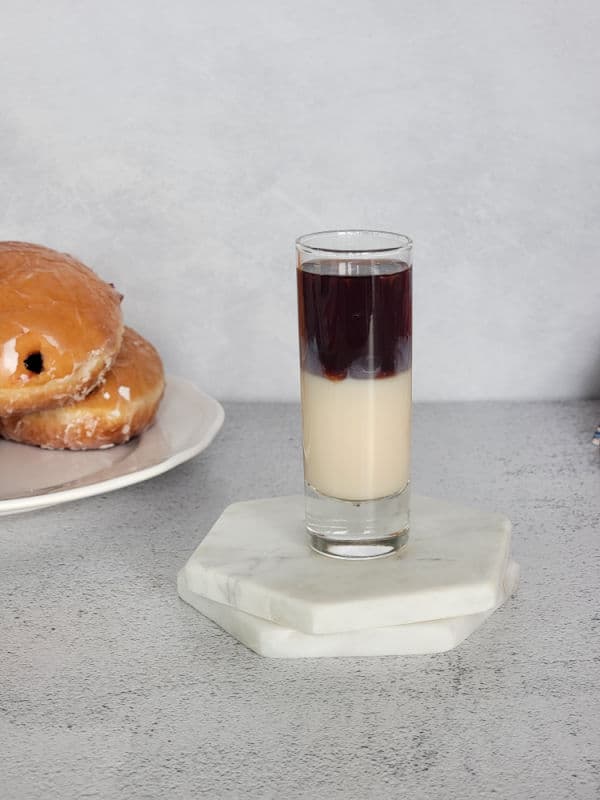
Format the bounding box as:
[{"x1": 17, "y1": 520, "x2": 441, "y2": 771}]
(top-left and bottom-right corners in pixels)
[
  {"x1": 178, "y1": 494, "x2": 513, "y2": 635},
  {"x1": 178, "y1": 560, "x2": 519, "y2": 658}
]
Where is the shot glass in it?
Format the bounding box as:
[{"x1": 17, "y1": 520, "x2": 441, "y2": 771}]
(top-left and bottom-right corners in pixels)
[{"x1": 296, "y1": 230, "x2": 413, "y2": 559}]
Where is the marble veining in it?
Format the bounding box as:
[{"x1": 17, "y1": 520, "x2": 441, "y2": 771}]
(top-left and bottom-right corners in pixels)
[
  {"x1": 179, "y1": 494, "x2": 512, "y2": 634},
  {"x1": 178, "y1": 561, "x2": 519, "y2": 657}
]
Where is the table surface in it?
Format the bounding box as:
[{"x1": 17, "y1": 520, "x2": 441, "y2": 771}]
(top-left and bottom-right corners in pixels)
[{"x1": 1, "y1": 401, "x2": 599, "y2": 800}]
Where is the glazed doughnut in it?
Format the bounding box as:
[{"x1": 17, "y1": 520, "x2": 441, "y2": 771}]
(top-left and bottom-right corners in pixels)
[
  {"x1": 0, "y1": 242, "x2": 124, "y2": 416},
  {"x1": 0, "y1": 327, "x2": 165, "y2": 450}
]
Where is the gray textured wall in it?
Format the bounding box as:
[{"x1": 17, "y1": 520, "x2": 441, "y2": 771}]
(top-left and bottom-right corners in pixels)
[{"x1": 1, "y1": 0, "x2": 599, "y2": 401}]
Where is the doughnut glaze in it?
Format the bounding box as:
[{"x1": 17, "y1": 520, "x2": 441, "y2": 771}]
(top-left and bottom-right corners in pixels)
[
  {"x1": 0, "y1": 327, "x2": 165, "y2": 450},
  {"x1": 0, "y1": 242, "x2": 124, "y2": 415}
]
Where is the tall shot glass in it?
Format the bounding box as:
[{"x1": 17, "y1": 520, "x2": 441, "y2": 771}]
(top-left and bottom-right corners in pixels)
[{"x1": 296, "y1": 230, "x2": 413, "y2": 559}]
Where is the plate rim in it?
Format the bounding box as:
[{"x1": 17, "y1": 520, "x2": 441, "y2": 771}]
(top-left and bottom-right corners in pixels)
[{"x1": 0, "y1": 376, "x2": 225, "y2": 515}]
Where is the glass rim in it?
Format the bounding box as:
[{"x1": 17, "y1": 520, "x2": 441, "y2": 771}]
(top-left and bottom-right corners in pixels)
[{"x1": 296, "y1": 229, "x2": 413, "y2": 255}]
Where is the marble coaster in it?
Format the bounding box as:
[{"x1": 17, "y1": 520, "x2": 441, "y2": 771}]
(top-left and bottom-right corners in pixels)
[
  {"x1": 179, "y1": 494, "x2": 512, "y2": 634},
  {"x1": 178, "y1": 560, "x2": 519, "y2": 658}
]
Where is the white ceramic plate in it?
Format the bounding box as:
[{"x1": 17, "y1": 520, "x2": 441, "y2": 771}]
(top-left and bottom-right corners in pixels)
[{"x1": 0, "y1": 376, "x2": 225, "y2": 516}]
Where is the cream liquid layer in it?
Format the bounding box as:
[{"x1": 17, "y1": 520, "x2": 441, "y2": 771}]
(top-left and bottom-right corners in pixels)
[{"x1": 301, "y1": 369, "x2": 411, "y2": 501}]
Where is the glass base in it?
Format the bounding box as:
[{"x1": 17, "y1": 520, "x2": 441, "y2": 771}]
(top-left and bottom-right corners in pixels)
[
  {"x1": 305, "y1": 482, "x2": 410, "y2": 560},
  {"x1": 310, "y1": 530, "x2": 408, "y2": 559}
]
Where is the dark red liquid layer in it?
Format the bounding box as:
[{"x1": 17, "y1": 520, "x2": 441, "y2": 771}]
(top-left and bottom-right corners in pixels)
[{"x1": 297, "y1": 261, "x2": 412, "y2": 380}]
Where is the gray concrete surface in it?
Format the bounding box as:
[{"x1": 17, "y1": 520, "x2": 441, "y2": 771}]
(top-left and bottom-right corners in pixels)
[{"x1": 1, "y1": 401, "x2": 599, "y2": 799}]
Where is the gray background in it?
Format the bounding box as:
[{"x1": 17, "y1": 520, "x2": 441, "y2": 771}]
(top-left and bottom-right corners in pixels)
[{"x1": 1, "y1": 0, "x2": 599, "y2": 402}]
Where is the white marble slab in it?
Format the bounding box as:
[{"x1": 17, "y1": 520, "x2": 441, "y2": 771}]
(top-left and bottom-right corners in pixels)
[
  {"x1": 179, "y1": 494, "x2": 513, "y2": 634},
  {"x1": 178, "y1": 561, "x2": 519, "y2": 658}
]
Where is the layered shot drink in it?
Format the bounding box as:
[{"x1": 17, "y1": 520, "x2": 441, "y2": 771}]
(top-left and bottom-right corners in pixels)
[{"x1": 296, "y1": 231, "x2": 412, "y2": 559}]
